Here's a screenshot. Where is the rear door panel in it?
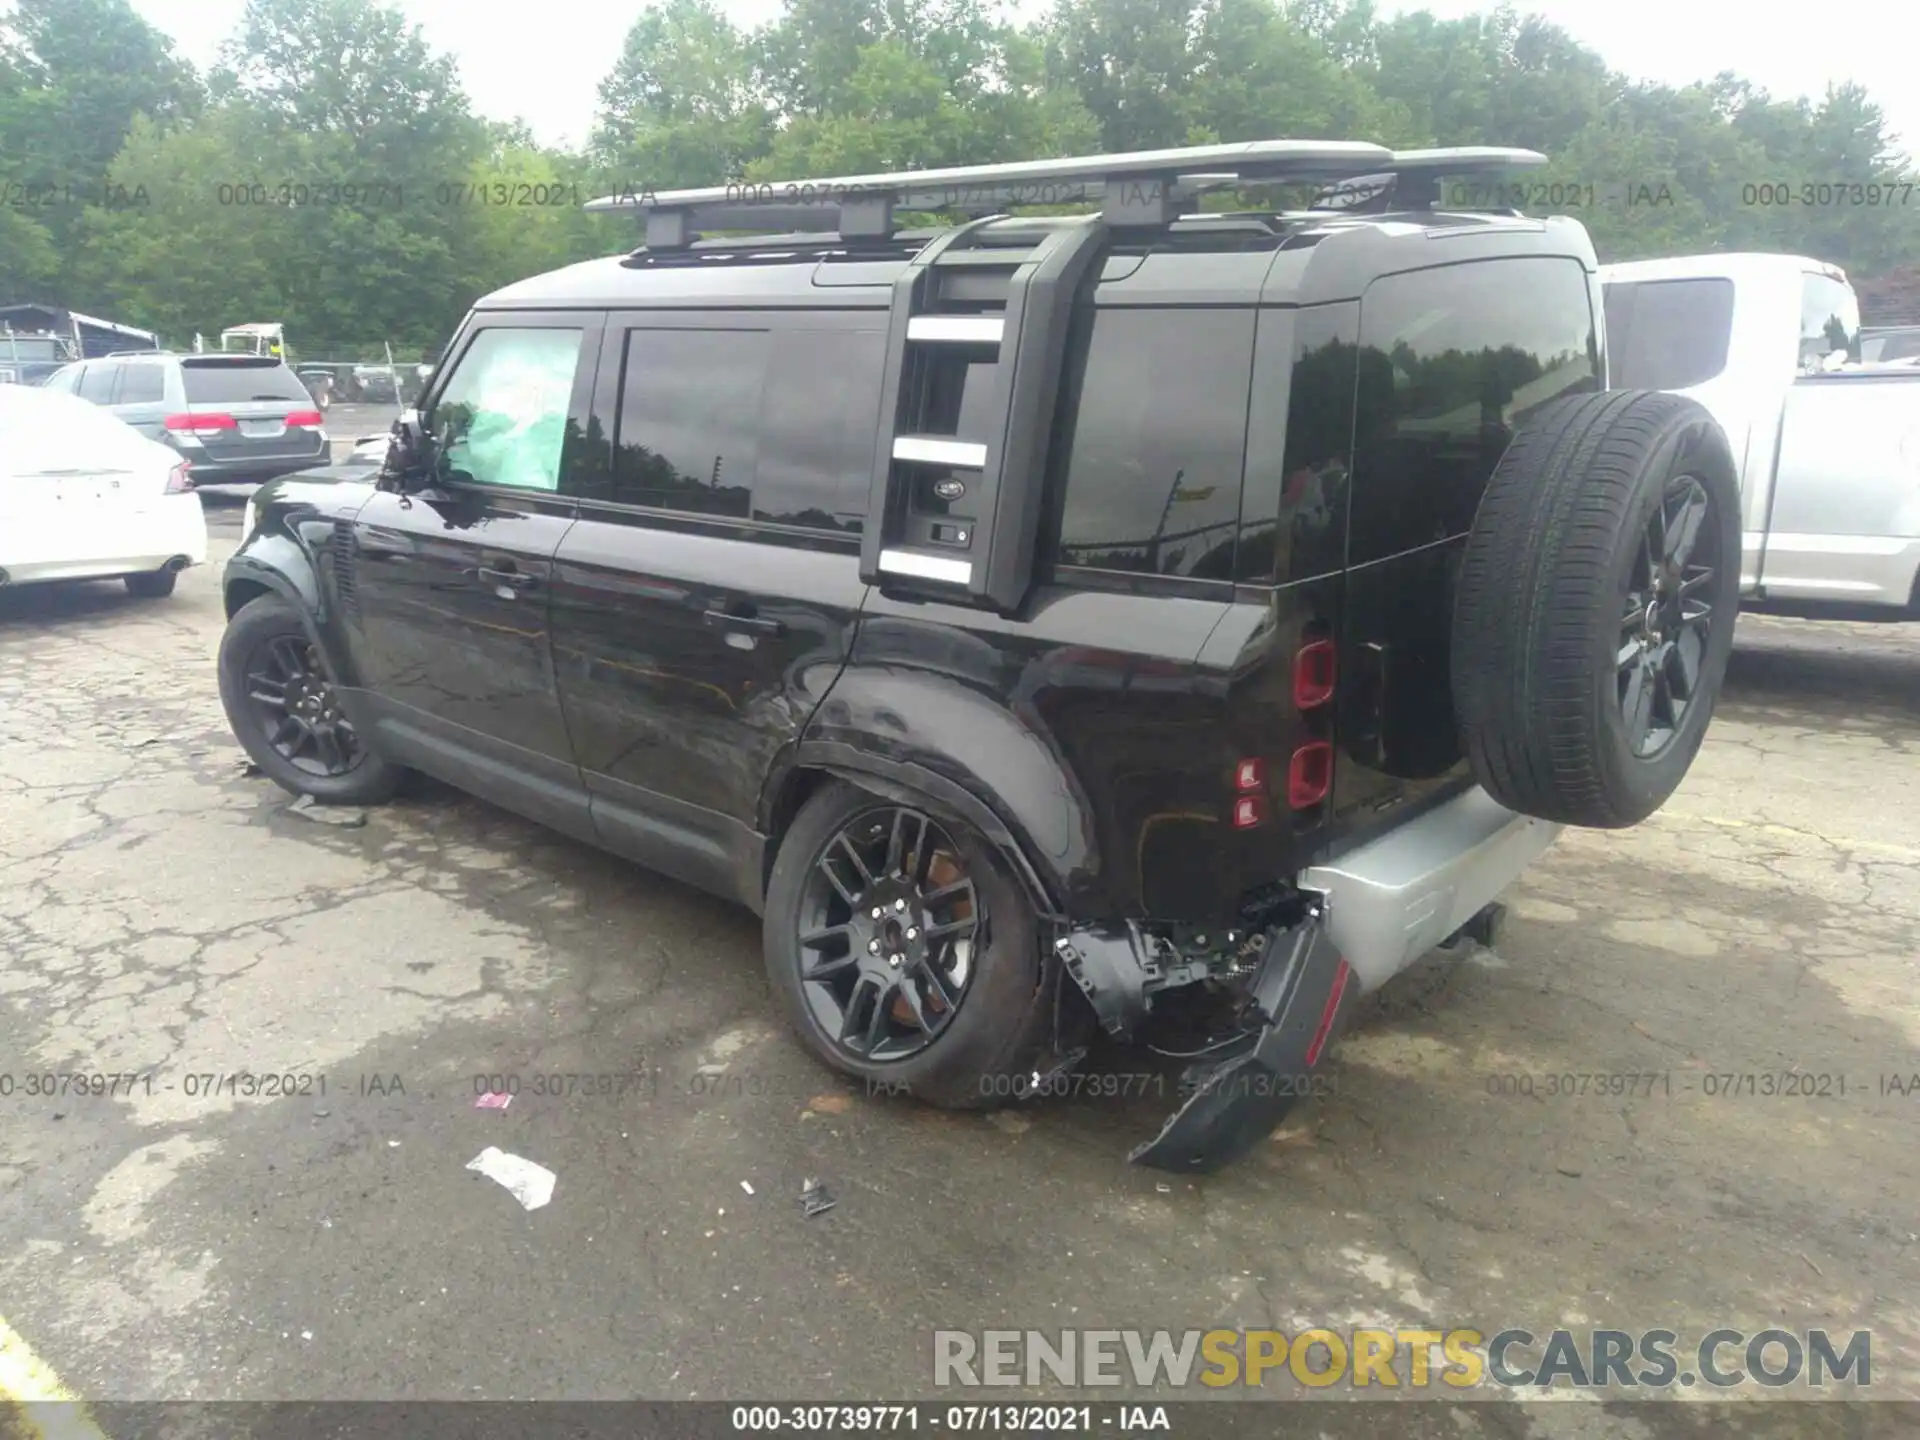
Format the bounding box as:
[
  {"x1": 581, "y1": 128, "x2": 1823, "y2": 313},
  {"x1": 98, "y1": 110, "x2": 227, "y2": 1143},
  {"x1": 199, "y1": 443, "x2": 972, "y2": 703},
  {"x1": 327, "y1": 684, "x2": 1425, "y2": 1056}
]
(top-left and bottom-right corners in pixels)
[{"x1": 550, "y1": 311, "x2": 881, "y2": 905}]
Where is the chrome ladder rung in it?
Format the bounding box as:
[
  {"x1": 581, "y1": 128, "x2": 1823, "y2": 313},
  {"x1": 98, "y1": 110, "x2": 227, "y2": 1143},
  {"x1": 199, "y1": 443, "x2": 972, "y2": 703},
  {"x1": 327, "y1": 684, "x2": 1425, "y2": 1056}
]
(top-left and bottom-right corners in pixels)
[
  {"x1": 891, "y1": 435, "x2": 987, "y2": 468},
  {"x1": 905, "y1": 315, "x2": 1005, "y2": 344}
]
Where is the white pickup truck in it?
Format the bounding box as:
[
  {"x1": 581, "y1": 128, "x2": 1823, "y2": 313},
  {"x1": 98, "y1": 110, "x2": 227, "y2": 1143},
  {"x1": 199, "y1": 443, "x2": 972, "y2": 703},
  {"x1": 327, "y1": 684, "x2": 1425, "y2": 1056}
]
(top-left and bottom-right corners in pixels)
[{"x1": 1600, "y1": 252, "x2": 1920, "y2": 621}]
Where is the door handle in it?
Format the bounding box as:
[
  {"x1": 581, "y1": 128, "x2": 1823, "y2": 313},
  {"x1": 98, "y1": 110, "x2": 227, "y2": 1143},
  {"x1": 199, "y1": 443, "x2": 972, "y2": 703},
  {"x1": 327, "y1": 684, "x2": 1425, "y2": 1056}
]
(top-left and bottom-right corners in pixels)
[
  {"x1": 475, "y1": 566, "x2": 538, "y2": 592},
  {"x1": 703, "y1": 606, "x2": 783, "y2": 637}
]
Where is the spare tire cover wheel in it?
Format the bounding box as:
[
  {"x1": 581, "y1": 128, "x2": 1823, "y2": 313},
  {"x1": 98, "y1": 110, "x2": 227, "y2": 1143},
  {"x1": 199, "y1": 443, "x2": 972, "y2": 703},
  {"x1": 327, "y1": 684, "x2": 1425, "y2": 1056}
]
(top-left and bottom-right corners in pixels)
[{"x1": 1451, "y1": 388, "x2": 1742, "y2": 829}]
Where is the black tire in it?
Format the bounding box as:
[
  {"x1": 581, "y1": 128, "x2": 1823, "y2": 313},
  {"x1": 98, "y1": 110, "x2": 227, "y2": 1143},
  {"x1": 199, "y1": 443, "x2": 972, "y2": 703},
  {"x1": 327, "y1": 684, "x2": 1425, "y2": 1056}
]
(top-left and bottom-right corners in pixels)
[
  {"x1": 1452, "y1": 389, "x2": 1742, "y2": 828},
  {"x1": 217, "y1": 593, "x2": 402, "y2": 805},
  {"x1": 763, "y1": 781, "x2": 1055, "y2": 1109},
  {"x1": 124, "y1": 569, "x2": 177, "y2": 599}
]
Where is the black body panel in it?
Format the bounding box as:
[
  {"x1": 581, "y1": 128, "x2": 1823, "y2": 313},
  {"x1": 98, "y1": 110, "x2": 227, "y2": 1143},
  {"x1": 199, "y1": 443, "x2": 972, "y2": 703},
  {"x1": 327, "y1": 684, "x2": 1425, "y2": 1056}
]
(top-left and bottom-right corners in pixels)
[
  {"x1": 218, "y1": 205, "x2": 1603, "y2": 935},
  {"x1": 550, "y1": 509, "x2": 866, "y2": 909},
  {"x1": 343, "y1": 486, "x2": 594, "y2": 844}
]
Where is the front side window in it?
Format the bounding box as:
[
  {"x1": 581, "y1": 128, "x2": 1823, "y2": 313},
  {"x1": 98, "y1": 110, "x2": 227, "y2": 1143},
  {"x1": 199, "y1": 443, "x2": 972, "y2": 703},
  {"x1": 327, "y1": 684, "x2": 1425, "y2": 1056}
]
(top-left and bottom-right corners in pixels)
[
  {"x1": 40, "y1": 364, "x2": 80, "y2": 394},
  {"x1": 431, "y1": 327, "x2": 584, "y2": 492},
  {"x1": 1049, "y1": 307, "x2": 1253, "y2": 581},
  {"x1": 1603, "y1": 278, "x2": 1735, "y2": 390},
  {"x1": 1352, "y1": 257, "x2": 1599, "y2": 565},
  {"x1": 1799, "y1": 273, "x2": 1860, "y2": 371}
]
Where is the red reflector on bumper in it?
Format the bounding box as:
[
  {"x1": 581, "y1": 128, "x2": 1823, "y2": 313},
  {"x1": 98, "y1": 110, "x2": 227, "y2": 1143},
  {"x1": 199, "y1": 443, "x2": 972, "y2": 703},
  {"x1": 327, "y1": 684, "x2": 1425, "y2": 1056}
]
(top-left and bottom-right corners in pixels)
[{"x1": 1304, "y1": 958, "x2": 1352, "y2": 1067}]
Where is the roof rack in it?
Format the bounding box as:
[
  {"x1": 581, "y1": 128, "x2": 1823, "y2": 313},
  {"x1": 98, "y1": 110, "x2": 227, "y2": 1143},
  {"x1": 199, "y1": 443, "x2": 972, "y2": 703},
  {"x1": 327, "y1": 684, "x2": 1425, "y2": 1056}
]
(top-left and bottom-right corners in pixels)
[
  {"x1": 585, "y1": 141, "x2": 1550, "y2": 251},
  {"x1": 1306, "y1": 147, "x2": 1547, "y2": 212},
  {"x1": 585, "y1": 138, "x2": 1400, "y2": 251}
]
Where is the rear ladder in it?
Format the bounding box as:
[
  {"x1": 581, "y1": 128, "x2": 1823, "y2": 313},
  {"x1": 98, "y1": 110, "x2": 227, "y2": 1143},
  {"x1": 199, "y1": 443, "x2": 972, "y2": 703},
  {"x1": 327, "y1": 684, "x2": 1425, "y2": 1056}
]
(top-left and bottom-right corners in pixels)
[{"x1": 860, "y1": 217, "x2": 1109, "y2": 611}]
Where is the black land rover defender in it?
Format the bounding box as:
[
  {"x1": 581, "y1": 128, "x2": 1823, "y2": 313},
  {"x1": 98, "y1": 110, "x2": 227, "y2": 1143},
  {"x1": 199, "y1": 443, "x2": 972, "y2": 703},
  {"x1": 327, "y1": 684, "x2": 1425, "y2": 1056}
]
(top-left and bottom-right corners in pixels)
[{"x1": 216, "y1": 140, "x2": 1741, "y2": 1171}]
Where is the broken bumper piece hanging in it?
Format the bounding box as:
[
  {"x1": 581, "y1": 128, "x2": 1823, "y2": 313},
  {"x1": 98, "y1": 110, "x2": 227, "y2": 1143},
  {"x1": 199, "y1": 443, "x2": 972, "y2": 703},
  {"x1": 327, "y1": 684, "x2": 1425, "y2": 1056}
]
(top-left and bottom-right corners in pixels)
[{"x1": 1126, "y1": 909, "x2": 1354, "y2": 1173}]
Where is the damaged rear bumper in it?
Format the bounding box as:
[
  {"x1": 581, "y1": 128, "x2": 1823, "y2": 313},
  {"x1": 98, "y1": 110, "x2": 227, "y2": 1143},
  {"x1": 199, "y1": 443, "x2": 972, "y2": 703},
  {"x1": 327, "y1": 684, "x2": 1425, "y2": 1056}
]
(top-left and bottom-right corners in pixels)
[
  {"x1": 1128, "y1": 910, "x2": 1352, "y2": 1172},
  {"x1": 1299, "y1": 785, "x2": 1560, "y2": 992},
  {"x1": 1122, "y1": 786, "x2": 1558, "y2": 1171}
]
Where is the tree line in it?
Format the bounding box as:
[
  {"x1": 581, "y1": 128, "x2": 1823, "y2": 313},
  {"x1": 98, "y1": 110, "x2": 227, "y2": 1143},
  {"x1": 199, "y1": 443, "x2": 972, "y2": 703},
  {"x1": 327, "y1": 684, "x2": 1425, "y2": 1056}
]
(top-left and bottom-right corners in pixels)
[{"x1": 2, "y1": 0, "x2": 1915, "y2": 359}]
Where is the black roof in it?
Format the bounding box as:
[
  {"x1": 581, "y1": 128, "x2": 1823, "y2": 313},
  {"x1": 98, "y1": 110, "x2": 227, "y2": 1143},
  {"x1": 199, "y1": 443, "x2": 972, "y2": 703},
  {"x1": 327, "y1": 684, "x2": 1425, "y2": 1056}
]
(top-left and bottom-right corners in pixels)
[{"x1": 476, "y1": 209, "x2": 1596, "y2": 315}]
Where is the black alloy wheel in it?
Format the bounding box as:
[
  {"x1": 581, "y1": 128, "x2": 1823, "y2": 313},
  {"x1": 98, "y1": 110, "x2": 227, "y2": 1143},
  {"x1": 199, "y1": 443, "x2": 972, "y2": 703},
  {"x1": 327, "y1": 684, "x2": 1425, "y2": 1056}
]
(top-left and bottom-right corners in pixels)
[
  {"x1": 793, "y1": 805, "x2": 981, "y2": 1063},
  {"x1": 1618, "y1": 474, "x2": 1722, "y2": 759},
  {"x1": 242, "y1": 634, "x2": 364, "y2": 778}
]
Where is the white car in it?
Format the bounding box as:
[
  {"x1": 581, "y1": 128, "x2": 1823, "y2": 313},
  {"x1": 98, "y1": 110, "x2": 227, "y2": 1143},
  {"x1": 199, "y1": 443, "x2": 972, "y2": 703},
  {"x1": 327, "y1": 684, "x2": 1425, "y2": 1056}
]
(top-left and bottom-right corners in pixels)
[{"x1": 0, "y1": 381, "x2": 208, "y2": 598}]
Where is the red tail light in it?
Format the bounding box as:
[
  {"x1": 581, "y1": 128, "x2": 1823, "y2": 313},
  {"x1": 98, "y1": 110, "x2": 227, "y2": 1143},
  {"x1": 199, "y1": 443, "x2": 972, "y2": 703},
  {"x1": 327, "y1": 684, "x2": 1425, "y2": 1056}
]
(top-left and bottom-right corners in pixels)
[
  {"x1": 164, "y1": 412, "x2": 236, "y2": 434},
  {"x1": 1234, "y1": 758, "x2": 1266, "y2": 791},
  {"x1": 1232, "y1": 794, "x2": 1268, "y2": 829},
  {"x1": 164, "y1": 460, "x2": 194, "y2": 493},
  {"x1": 1294, "y1": 639, "x2": 1337, "y2": 709},
  {"x1": 286, "y1": 409, "x2": 324, "y2": 428},
  {"x1": 1287, "y1": 741, "x2": 1334, "y2": 808}
]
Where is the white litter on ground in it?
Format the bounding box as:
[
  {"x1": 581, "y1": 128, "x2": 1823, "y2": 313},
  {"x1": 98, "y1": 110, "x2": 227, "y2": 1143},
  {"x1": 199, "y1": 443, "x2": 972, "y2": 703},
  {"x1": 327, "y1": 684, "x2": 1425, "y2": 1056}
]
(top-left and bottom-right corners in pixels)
[{"x1": 466, "y1": 1146, "x2": 556, "y2": 1210}]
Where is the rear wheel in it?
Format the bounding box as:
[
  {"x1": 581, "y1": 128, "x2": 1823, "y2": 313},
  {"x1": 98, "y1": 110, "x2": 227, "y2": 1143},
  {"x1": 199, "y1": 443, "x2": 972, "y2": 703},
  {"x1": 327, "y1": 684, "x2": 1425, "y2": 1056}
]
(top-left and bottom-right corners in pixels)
[
  {"x1": 763, "y1": 781, "x2": 1054, "y2": 1109},
  {"x1": 124, "y1": 569, "x2": 176, "y2": 599},
  {"x1": 217, "y1": 593, "x2": 401, "y2": 805},
  {"x1": 1452, "y1": 389, "x2": 1742, "y2": 828}
]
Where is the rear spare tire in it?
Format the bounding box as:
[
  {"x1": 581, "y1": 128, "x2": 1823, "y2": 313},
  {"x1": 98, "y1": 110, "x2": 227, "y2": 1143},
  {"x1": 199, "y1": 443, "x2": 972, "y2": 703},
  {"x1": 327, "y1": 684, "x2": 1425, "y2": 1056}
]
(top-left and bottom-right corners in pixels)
[{"x1": 1452, "y1": 389, "x2": 1741, "y2": 828}]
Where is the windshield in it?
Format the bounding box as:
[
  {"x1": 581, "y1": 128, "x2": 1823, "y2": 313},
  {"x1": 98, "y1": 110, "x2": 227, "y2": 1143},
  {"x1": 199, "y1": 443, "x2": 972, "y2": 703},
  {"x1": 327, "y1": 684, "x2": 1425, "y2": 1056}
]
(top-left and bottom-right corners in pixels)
[{"x1": 1799, "y1": 272, "x2": 1861, "y2": 371}]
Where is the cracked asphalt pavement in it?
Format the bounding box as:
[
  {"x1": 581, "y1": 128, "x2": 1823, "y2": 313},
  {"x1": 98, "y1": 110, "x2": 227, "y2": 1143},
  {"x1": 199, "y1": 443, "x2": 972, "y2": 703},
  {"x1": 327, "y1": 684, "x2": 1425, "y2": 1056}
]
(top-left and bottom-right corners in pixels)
[{"x1": 1, "y1": 522, "x2": 1917, "y2": 1429}]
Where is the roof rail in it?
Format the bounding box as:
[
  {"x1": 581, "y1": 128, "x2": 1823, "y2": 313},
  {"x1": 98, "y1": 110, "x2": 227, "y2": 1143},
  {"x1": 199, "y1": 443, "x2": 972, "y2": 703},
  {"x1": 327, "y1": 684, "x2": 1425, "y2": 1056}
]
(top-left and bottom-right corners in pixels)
[{"x1": 585, "y1": 138, "x2": 1400, "y2": 250}]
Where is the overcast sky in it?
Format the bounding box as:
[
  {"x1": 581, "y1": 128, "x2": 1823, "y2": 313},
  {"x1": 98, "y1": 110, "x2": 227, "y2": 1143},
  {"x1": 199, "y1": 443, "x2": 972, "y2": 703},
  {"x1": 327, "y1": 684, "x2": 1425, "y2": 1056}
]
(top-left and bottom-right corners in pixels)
[{"x1": 128, "y1": 0, "x2": 1915, "y2": 158}]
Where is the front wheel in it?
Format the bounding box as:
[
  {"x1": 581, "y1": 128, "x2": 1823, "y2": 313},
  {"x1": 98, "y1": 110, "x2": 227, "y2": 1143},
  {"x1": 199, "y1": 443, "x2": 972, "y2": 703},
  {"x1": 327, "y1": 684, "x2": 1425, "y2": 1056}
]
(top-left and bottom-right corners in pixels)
[
  {"x1": 217, "y1": 593, "x2": 401, "y2": 805},
  {"x1": 763, "y1": 781, "x2": 1055, "y2": 1109}
]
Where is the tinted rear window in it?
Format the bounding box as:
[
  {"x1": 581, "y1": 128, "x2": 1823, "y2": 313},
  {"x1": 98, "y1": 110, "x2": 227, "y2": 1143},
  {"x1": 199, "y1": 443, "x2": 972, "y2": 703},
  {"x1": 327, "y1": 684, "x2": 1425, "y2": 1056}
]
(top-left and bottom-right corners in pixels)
[
  {"x1": 1350, "y1": 256, "x2": 1600, "y2": 567},
  {"x1": 1603, "y1": 278, "x2": 1735, "y2": 390},
  {"x1": 181, "y1": 360, "x2": 311, "y2": 404},
  {"x1": 595, "y1": 324, "x2": 884, "y2": 531},
  {"x1": 77, "y1": 365, "x2": 116, "y2": 402},
  {"x1": 1047, "y1": 307, "x2": 1254, "y2": 581},
  {"x1": 116, "y1": 364, "x2": 166, "y2": 403}
]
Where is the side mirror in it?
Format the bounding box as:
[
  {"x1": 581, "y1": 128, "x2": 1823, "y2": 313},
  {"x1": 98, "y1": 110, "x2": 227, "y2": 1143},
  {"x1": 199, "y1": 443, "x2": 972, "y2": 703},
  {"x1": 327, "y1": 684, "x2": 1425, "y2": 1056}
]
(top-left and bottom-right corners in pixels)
[{"x1": 384, "y1": 409, "x2": 436, "y2": 490}]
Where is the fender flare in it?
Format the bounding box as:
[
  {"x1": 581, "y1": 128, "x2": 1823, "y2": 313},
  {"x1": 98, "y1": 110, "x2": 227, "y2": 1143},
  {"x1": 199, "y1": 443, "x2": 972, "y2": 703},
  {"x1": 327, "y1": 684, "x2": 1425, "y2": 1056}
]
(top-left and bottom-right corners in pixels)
[
  {"x1": 221, "y1": 540, "x2": 349, "y2": 681},
  {"x1": 774, "y1": 739, "x2": 1068, "y2": 923}
]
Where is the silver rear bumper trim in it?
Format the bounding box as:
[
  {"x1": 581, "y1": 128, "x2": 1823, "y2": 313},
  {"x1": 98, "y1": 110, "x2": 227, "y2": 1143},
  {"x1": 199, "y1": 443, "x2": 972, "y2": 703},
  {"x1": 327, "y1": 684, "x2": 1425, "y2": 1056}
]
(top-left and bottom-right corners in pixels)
[{"x1": 1298, "y1": 786, "x2": 1560, "y2": 991}]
